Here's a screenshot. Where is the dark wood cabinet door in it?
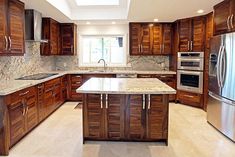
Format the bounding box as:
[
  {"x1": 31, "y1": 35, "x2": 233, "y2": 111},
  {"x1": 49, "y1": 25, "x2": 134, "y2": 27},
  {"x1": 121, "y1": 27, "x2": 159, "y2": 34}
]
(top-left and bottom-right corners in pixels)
[
  {"x1": 162, "y1": 24, "x2": 172, "y2": 54},
  {"x1": 126, "y1": 95, "x2": 146, "y2": 140},
  {"x1": 61, "y1": 24, "x2": 77, "y2": 55},
  {"x1": 106, "y1": 95, "x2": 125, "y2": 140},
  {"x1": 147, "y1": 95, "x2": 168, "y2": 140},
  {"x1": 53, "y1": 82, "x2": 62, "y2": 108},
  {"x1": 50, "y1": 19, "x2": 59, "y2": 55},
  {"x1": 83, "y1": 94, "x2": 105, "y2": 139},
  {"x1": 151, "y1": 24, "x2": 162, "y2": 55},
  {"x1": 192, "y1": 17, "x2": 205, "y2": 52},
  {"x1": 130, "y1": 23, "x2": 142, "y2": 55},
  {"x1": 141, "y1": 24, "x2": 151, "y2": 55},
  {"x1": 0, "y1": 0, "x2": 7, "y2": 54},
  {"x1": 8, "y1": 99, "x2": 25, "y2": 146},
  {"x1": 37, "y1": 84, "x2": 45, "y2": 122},
  {"x1": 25, "y1": 87, "x2": 38, "y2": 131},
  {"x1": 68, "y1": 75, "x2": 83, "y2": 101},
  {"x1": 214, "y1": 0, "x2": 231, "y2": 35},
  {"x1": 8, "y1": 0, "x2": 25, "y2": 55},
  {"x1": 179, "y1": 19, "x2": 191, "y2": 52}
]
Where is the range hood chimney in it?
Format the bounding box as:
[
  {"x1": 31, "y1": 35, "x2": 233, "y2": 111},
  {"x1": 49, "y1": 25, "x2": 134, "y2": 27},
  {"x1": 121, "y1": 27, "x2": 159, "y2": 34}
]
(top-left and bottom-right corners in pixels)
[{"x1": 25, "y1": 10, "x2": 48, "y2": 43}]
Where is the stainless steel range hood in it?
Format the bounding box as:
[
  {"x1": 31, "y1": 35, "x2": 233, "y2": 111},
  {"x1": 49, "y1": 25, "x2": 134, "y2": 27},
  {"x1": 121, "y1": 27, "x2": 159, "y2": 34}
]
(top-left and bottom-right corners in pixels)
[{"x1": 25, "y1": 10, "x2": 48, "y2": 43}]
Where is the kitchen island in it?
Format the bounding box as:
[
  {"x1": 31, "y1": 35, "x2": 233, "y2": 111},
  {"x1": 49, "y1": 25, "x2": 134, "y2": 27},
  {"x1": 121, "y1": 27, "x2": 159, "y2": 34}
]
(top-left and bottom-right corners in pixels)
[{"x1": 76, "y1": 78, "x2": 176, "y2": 145}]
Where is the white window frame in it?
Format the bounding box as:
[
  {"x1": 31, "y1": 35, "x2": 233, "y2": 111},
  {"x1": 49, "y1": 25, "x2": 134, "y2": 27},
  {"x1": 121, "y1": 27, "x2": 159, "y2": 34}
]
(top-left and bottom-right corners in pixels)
[{"x1": 79, "y1": 34, "x2": 128, "y2": 67}]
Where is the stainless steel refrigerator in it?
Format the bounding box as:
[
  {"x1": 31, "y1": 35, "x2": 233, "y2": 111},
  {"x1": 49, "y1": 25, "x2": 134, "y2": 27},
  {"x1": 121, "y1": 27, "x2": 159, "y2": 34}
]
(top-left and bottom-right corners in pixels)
[{"x1": 208, "y1": 32, "x2": 235, "y2": 142}]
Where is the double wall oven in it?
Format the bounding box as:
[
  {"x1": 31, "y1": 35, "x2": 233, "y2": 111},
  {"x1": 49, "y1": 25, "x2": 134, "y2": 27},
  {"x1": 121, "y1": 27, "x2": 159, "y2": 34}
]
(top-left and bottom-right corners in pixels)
[{"x1": 177, "y1": 52, "x2": 204, "y2": 94}]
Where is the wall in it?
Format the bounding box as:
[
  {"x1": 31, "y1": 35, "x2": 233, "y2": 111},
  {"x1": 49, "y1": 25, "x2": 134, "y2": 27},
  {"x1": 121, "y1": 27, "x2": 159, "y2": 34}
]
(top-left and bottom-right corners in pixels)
[
  {"x1": 55, "y1": 24, "x2": 170, "y2": 71},
  {"x1": 0, "y1": 42, "x2": 55, "y2": 81}
]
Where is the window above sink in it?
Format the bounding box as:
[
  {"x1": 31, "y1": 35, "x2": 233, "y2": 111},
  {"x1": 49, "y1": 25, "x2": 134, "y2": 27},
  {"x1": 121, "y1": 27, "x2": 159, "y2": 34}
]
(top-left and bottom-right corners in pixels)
[{"x1": 79, "y1": 35, "x2": 127, "y2": 67}]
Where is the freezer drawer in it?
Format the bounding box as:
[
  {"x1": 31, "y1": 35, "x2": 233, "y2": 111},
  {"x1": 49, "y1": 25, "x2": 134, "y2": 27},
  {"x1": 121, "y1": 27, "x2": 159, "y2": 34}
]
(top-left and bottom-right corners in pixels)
[{"x1": 207, "y1": 92, "x2": 235, "y2": 142}]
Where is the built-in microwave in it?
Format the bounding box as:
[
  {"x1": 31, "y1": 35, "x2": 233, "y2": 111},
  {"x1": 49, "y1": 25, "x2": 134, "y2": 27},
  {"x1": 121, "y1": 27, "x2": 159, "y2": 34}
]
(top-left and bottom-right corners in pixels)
[
  {"x1": 177, "y1": 70, "x2": 203, "y2": 94},
  {"x1": 178, "y1": 52, "x2": 204, "y2": 71}
]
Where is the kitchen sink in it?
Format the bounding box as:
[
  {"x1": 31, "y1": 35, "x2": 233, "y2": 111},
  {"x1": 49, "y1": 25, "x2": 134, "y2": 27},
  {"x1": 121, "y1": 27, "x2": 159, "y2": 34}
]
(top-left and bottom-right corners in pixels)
[{"x1": 16, "y1": 73, "x2": 59, "y2": 80}]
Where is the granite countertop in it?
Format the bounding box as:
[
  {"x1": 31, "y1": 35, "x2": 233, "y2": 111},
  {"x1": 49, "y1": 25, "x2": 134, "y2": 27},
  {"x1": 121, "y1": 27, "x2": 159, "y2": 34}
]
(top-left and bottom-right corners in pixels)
[
  {"x1": 76, "y1": 78, "x2": 176, "y2": 95},
  {"x1": 0, "y1": 70, "x2": 176, "y2": 96}
]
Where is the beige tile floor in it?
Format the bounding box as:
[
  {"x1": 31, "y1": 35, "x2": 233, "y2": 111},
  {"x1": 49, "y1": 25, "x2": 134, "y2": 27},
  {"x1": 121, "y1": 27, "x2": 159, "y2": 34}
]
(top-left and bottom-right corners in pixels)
[{"x1": 2, "y1": 102, "x2": 235, "y2": 157}]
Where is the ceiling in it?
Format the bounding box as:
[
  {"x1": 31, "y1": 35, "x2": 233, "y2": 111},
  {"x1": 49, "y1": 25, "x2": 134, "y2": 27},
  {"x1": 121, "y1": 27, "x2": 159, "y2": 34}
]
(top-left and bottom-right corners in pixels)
[{"x1": 21, "y1": 0, "x2": 223, "y2": 24}]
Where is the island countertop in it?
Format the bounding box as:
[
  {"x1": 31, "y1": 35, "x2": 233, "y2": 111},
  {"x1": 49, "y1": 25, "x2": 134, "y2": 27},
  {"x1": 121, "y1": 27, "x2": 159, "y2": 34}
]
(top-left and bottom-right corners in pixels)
[{"x1": 76, "y1": 78, "x2": 176, "y2": 95}]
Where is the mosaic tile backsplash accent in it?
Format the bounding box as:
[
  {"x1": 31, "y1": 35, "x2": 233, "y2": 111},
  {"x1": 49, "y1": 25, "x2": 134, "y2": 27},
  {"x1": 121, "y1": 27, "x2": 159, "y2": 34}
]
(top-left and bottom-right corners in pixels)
[
  {"x1": 55, "y1": 55, "x2": 170, "y2": 71},
  {"x1": 0, "y1": 42, "x2": 55, "y2": 81}
]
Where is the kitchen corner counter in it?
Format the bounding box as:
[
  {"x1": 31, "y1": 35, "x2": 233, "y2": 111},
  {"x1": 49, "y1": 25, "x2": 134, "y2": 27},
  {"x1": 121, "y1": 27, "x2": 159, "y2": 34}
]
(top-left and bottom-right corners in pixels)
[
  {"x1": 76, "y1": 78, "x2": 176, "y2": 95},
  {"x1": 0, "y1": 70, "x2": 176, "y2": 96}
]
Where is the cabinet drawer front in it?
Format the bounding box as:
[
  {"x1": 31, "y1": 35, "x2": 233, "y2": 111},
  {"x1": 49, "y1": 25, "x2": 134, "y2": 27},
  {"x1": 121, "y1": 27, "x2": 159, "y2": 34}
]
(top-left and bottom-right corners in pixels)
[
  {"x1": 138, "y1": 74, "x2": 153, "y2": 78},
  {"x1": 178, "y1": 91, "x2": 201, "y2": 103},
  {"x1": 71, "y1": 75, "x2": 82, "y2": 82}
]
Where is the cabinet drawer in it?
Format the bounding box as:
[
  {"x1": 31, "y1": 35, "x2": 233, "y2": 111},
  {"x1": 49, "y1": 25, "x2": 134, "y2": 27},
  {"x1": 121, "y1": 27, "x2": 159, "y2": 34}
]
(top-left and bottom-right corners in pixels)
[
  {"x1": 178, "y1": 90, "x2": 202, "y2": 107},
  {"x1": 138, "y1": 74, "x2": 154, "y2": 78},
  {"x1": 71, "y1": 75, "x2": 82, "y2": 82}
]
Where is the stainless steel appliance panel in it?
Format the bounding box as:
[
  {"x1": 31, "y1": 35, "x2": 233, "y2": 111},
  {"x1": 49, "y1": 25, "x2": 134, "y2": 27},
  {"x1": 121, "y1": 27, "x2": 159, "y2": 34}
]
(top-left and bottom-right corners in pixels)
[
  {"x1": 209, "y1": 35, "x2": 223, "y2": 96},
  {"x1": 177, "y1": 70, "x2": 203, "y2": 94},
  {"x1": 220, "y1": 33, "x2": 235, "y2": 102},
  {"x1": 207, "y1": 92, "x2": 235, "y2": 142}
]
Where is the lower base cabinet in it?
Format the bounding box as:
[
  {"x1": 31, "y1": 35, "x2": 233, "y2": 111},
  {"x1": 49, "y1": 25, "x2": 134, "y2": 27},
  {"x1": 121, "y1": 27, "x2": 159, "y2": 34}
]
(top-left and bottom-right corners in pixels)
[
  {"x1": 177, "y1": 90, "x2": 203, "y2": 108},
  {"x1": 83, "y1": 94, "x2": 169, "y2": 143}
]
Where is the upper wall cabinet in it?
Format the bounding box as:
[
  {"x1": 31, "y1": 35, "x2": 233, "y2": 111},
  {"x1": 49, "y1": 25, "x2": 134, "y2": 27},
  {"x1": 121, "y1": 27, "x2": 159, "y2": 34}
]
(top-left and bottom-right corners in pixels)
[
  {"x1": 129, "y1": 23, "x2": 172, "y2": 56},
  {"x1": 0, "y1": 0, "x2": 25, "y2": 56},
  {"x1": 178, "y1": 16, "x2": 205, "y2": 52},
  {"x1": 41, "y1": 18, "x2": 60, "y2": 55},
  {"x1": 214, "y1": 0, "x2": 235, "y2": 35},
  {"x1": 60, "y1": 23, "x2": 77, "y2": 55}
]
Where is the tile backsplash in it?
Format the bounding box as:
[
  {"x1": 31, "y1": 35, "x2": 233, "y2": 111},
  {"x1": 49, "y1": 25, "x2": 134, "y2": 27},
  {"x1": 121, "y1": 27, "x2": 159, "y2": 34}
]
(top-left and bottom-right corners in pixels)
[
  {"x1": 0, "y1": 42, "x2": 170, "y2": 81},
  {"x1": 0, "y1": 42, "x2": 55, "y2": 81},
  {"x1": 55, "y1": 55, "x2": 169, "y2": 71}
]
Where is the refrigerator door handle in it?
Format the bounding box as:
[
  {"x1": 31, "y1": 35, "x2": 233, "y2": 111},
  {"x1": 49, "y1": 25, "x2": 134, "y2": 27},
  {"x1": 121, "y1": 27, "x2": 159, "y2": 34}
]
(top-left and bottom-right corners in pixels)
[
  {"x1": 219, "y1": 46, "x2": 225, "y2": 87},
  {"x1": 209, "y1": 92, "x2": 235, "y2": 106},
  {"x1": 217, "y1": 45, "x2": 223, "y2": 88},
  {"x1": 220, "y1": 46, "x2": 227, "y2": 87}
]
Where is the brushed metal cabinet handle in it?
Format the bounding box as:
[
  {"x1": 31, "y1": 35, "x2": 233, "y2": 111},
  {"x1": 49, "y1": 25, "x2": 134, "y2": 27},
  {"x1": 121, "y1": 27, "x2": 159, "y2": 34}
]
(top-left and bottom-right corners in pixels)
[
  {"x1": 8, "y1": 36, "x2": 12, "y2": 50},
  {"x1": 230, "y1": 14, "x2": 234, "y2": 29},
  {"x1": 4, "y1": 36, "x2": 8, "y2": 50},
  {"x1": 19, "y1": 91, "x2": 29, "y2": 96},
  {"x1": 138, "y1": 44, "x2": 141, "y2": 53},
  {"x1": 227, "y1": 15, "x2": 231, "y2": 30},
  {"x1": 148, "y1": 94, "x2": 151, "y2": 110},
  {"x1": 105, "y1": 94, "x2": 108, "y2": 109},
  {"x1": 190, "y1": 41, "x2": 193, "y2": 51},
  {"x1": 100, "y1": 94, "x2": 103, "y2": 109},
  {"x1": 142, "y1": 94, "x2": 145, "y2": 110},
  {"x1": 187, "y1": 41, "x2": 190, "y2": 51}
]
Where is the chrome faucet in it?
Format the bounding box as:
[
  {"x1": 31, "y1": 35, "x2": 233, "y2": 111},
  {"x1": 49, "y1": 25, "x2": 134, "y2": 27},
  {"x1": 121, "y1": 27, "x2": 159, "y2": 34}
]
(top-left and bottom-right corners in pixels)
[{"x1": 98, "y1": 59, "x2": 107, "y2": 71}]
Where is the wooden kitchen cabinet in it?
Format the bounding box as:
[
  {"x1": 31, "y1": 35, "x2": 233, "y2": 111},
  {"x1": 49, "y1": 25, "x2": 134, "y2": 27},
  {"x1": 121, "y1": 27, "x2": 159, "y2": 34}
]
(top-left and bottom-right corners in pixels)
[
  {"x1": 83, "y1": 94, "x2": 105, "y2": 139},
  {"x1": 68, "y1": 75, "x2": 83, "y2": 101},
  {"x1": 41, "y1": 18, "x2": 60, "y2": 55},
  {"x1": 106, "y1": 94, "x2": 125, "y2": 140},
  {"x1": 0, "y1": 0, "x2": 25, "y2": 55},
  {"x1": 60, "y1": 23, "x2": 77, "y2": 55},
  {"x1": 146, "y1": 95, "x2": 168, "y2": 140},
  {"x1": 214, "y1": 0, "x2": 235, "y2": 35},
  {"x1": 7, "y1": 86, "x2": 37, "y2": 146},
  {"x1": 127, "y1": 95, "x2": 146, "y2": 140},
  {"x1": 178, "y1": 16, "x2": 205, "y2": 52},
  {"x1": 83, "y1": 94, "x2": 169, "y2": 143},
  {"x1": 177, "y1": 90, "x2": 203, "y2": 108},
  {"x1": 130, "y1": 23, "x2": 172, "y2": 55}
]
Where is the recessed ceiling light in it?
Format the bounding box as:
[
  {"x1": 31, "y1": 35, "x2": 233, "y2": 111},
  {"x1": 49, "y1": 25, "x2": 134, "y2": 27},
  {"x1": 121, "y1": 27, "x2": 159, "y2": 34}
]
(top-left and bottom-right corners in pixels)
[
  {"x1": 197, "y1": 9, "x2": 204, "y2": 14},
  {"x1": 86, "y1": 21, "x2": 91, "y2": 25},
  {"x1": 154, "y1": 19, "x2": 159, "y2": 22},
  {"x1": 112, "y1": 21, "x2": 116, "y2": 24}
]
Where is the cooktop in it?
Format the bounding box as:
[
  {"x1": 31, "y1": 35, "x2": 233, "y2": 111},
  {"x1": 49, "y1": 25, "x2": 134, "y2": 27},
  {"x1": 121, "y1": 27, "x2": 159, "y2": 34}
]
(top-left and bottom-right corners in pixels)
[{"x1": 16, "y1": 73, "x2": 59, "y2": 80}]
